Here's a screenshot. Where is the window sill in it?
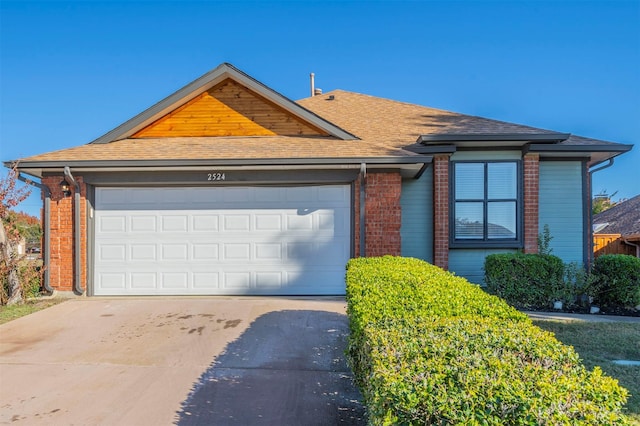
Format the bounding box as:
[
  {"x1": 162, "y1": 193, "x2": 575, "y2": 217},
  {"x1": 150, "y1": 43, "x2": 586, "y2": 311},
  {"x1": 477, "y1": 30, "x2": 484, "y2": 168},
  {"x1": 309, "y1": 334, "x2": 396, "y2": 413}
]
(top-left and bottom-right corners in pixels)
[{"x1": 449, "y1": 240, "x2": 522, "y2": 249}]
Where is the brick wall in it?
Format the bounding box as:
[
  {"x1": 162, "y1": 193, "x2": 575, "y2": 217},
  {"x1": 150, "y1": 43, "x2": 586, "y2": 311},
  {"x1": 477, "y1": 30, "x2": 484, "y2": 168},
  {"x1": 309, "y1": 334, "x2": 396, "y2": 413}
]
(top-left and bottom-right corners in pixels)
[
  {"x1": 433, "y1": 155, "x2": 450, "y2": 269},
  {"x1": 42, "y1": 175, "x2": 87, "y2": 293},
  {"x1": 523, "y1": 154, "x2": 539, "y2": 254},
  {"x1": 354, "y1": 172, "x2": 402, "y2": 257}
]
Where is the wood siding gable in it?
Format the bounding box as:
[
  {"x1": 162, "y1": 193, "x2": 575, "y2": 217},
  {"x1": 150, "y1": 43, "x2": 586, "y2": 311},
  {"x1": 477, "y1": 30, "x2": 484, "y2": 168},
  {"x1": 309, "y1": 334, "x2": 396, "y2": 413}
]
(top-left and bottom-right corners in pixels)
[{"x1": 133, "y1": 79, "x2": 329, "y2": 138}]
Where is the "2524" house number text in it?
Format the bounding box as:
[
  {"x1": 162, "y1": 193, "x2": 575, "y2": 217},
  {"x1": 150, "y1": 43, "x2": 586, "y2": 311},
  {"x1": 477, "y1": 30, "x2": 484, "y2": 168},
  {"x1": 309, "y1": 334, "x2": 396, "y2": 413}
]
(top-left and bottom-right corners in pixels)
[{"x1": 207, "y1": 172, "x2": 226, "y2": 181}]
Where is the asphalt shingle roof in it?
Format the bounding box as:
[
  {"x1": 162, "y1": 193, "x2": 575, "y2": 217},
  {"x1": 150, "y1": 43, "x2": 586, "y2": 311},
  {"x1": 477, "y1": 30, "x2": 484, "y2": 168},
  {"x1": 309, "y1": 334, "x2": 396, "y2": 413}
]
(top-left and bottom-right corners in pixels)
[
  {"x1": 14, "y1": 89, "x2": 628, "y2": 164},
  {"x1": 593, "y1": 194, "x2": 640, "y2": 236}
]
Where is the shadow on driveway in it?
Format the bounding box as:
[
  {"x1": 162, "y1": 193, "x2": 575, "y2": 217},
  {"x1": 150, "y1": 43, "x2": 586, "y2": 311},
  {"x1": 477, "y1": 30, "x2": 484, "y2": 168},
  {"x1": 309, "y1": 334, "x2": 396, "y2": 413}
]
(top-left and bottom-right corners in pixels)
[{"x1": 175, "y1": 310, "x2": 366, "y2": 425}]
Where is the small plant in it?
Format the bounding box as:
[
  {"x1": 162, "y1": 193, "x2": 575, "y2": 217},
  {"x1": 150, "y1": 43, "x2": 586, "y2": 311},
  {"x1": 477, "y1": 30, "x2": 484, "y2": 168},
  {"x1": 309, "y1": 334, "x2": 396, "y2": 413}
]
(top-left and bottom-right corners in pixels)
[
  {"x1": 537, "y1": 224, "x2": 553, "y2": 255},
  {"x1": 563, "y1": 262, "x2": 595, "y2": 308}
]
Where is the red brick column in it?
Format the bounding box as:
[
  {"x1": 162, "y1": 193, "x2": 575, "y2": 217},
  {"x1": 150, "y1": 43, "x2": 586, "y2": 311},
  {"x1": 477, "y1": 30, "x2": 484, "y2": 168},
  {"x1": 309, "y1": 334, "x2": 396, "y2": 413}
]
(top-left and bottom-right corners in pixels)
[
  {"x1": 365, "y1": 173, "x2": 402, "y2": 256},
  {"x1": 433, "y1": 155, "x2": 450, "y2": 269},
  {"x1": 523, "y1": 154, "x2": 539, "y2": 254},
  {"x1": 42, "y1": 175, "x2": 87, "y2": 293}
]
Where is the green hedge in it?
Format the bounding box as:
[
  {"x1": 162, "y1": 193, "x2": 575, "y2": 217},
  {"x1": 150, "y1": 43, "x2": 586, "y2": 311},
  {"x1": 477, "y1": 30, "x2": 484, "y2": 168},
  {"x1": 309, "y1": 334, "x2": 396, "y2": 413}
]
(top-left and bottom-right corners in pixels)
[
  {"x1": 592, "y1": 254, "x2": 640, "y2": 308},
  {"x1": 484, "y1": 253, "x2": 565, "y2": 309},
  {"x1": 346, "y1": 256, "x2": 629, "y2": 425}
]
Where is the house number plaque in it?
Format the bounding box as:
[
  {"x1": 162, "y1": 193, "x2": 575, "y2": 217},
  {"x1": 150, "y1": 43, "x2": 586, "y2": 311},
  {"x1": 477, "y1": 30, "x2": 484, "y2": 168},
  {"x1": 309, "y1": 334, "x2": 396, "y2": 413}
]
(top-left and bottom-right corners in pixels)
[{"x1": 207, "y1": 172, "x2": 226, "y2": 181}]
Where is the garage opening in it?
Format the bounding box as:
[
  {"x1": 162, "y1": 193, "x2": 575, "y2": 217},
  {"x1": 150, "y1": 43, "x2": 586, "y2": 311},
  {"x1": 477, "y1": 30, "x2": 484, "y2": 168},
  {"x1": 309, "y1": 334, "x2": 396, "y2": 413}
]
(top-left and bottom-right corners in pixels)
[{"x1": 93, "y1": 186, "x2": 351, "y2": 296}]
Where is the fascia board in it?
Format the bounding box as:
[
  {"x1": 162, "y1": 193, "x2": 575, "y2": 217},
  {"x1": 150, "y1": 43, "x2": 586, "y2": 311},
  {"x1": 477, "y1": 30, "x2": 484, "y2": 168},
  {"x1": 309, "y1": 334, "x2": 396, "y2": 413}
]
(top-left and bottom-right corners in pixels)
[
  {"x1": 524, "y1": 143, "x2": 634, "y2": 154},
  {"x1": 405, "y1": 144, "x2": 457, "y2": 154},
  {"x1": 417, "y1": 133, "x2": 571, "y2": 144},
  {"x1": 18, "y1": 156, "x2": 432, "y2": 168}
]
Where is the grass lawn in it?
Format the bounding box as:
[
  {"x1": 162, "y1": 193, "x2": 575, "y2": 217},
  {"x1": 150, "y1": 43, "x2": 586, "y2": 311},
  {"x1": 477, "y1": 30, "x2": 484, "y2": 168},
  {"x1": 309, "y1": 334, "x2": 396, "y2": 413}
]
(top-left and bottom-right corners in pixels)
[
  {"x1": 533, "y1": 320, "x2": 640, "y2": 424},
  {"x1": 0, "y1": 298, "x2": 66, "y2": 325}
]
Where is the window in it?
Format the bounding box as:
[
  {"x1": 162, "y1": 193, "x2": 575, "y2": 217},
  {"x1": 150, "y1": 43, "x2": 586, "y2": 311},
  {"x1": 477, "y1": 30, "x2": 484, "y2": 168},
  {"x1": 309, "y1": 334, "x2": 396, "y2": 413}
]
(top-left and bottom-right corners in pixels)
[{"x1": 452, "y1": 161, "x2": 520, "y2": 246}]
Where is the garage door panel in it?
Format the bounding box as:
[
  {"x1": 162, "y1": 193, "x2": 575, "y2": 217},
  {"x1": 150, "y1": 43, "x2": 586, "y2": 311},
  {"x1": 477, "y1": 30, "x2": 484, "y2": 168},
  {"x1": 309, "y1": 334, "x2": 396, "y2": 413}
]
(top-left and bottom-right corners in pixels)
[
  {"x1": 223, "y1": 214, "x2": 251, "y2": 231},
  {"x1": 255, "y1": 243, "x2": 282, "y2": 260},
  {"x1": 224, "y1": 272, "x2": 251, "y2": 288},
  {"x1": 94, "y1": 185, "x2": 350, "y2": 295},
  {"x1": 161, "y1": 273, "x2": 188, "y2": 289},
  {"x1": 99, "y1": 244, "x2": 126, "y2": 261},
  {"x1": 131, "y1": 244, "x2": 157, "y2": 261},
  {"x1": 131, "y1": 273, "x2": 156, "y2": 289},
  {"x1": 161, "y1": 244, "x2": 188, "y2": 261},
  {"x1": 193, "y1": 272, "x2": 219, "y2": 289},
  {"x1": 255, "y1": 214, "x2": 282, "y2": 231},
  {"x1": 131, "y1": 215, "x2": 157, "y2": 232},
  {"x1": 99, "y1": 216, "x2": 126, "y2": 233},
  {"x1": 100, "y1": 273, "x2": 126, "y2": 290},
  {"x1": 162, "y1": 215, "x2": 188, "y2": 232},
  {"x1": 224, "y1": 243, "x2": 251, "y2": 260},
  {"x1": 193, "y1": 215, "x2": 219, "y2": 232},
  {"x1": 193, "y1": 244, "x2": 219, "y2": 260},
  {"x1": 255, "y1": 272, "x2": 283, "y2": 289}
]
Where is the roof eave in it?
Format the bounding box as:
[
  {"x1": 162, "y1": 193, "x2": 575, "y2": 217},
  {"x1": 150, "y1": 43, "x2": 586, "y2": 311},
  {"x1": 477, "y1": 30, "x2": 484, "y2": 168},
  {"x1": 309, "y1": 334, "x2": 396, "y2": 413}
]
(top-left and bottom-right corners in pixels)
[
  {"x1": 8, "y1": 156, "x2": 433, "y2": 179},
  {"x1": 524, "y1": 143, "x2": 634, "y2": 166}
]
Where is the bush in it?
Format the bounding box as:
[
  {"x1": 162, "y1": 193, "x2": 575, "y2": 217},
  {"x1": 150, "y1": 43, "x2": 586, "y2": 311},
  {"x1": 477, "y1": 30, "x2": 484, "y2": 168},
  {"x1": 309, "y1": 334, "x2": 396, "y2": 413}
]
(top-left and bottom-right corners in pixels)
[
  {"x1": 346, "y1": 256, "x2": 629, "y2": 425},
  {"x1": 484, "y1": 253, "x2": 565, "y2": 309},
  {"x1": 592, "y1": 255, "x2": 640, "y2": 308},
  {"x1": 1, "y1": 260, "x2": 42, "y2": 304}
]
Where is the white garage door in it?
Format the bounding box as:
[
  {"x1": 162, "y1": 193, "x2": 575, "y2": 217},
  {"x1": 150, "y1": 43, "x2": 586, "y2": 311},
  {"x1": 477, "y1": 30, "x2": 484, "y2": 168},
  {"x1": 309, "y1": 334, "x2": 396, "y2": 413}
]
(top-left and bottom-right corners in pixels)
[{"x1": 93, "y1": 186, "x2": 351, "y2": 296}]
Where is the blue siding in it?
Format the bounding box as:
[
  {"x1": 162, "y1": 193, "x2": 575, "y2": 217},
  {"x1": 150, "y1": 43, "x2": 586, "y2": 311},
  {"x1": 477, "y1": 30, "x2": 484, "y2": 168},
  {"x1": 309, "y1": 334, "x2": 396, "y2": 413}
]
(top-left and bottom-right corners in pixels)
[
  {"x1": 401, "y1": 168, "x2": 433, "y2": 262},
  {"x1": 539, "y1": 161, "x2": 584, "y2": 264},
  {"x1": 449, "y1": 249, "x2": 517, "y2": 284}
]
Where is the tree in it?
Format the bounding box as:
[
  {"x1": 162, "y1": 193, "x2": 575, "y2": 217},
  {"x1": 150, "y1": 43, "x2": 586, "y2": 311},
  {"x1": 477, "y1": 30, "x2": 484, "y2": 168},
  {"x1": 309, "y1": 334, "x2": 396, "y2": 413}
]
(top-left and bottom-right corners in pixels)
[
  {"x1": 0, "y1": 165, "x2": 32, "y2": 305},
  {"x1": 592, "y1": 191, "x2": 618, "y2": 215}
]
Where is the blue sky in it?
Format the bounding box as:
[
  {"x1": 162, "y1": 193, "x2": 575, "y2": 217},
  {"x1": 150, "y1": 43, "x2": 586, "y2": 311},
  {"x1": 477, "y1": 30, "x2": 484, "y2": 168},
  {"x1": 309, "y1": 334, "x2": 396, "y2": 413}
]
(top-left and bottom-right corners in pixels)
[{"x1": 1, "y1": 0, "x2": 638, "y2": 217}]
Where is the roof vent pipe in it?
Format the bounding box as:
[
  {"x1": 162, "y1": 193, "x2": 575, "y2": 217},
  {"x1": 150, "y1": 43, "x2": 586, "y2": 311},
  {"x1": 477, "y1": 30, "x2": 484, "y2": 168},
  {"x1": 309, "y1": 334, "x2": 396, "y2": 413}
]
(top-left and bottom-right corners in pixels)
[
  {"x1": 310, "y1": 73, "x2": 315, "y2": 97},
  {"x1": 314, "y1": 88, "x2": 323, "y2": 96}
]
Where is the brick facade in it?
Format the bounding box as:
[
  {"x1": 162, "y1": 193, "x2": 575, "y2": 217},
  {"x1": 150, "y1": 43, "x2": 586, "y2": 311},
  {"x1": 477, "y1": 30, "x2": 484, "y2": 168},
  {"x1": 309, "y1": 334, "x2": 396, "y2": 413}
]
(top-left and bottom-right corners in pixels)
[
  {"x1": 354, "y1": 172, "x2": 402, "y2": 257},
  {"x1": 433, "y1": 155, "x2": 450, "y2": 269},
  {"x1": 42, "y1": 175, "x2": 87, "y2": 293},
  {"x1": 523, "y1": 154, "x2": 540, "y2": 254}
]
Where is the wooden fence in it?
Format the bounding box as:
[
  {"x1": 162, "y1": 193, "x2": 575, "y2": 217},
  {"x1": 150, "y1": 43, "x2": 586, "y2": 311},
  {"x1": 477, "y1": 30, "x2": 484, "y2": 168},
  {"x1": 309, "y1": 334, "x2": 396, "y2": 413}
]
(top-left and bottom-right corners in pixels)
[{"x1": 593, "y1": 234, "x2": 636, "y2": 258}]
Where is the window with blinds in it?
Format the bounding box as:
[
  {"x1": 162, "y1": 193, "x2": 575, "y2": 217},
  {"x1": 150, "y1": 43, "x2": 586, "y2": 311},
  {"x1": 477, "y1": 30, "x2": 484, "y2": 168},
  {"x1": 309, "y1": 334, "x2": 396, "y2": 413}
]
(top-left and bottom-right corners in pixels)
[{"x1": 452, "y1": 161, "x2": 520, "y2": 246}]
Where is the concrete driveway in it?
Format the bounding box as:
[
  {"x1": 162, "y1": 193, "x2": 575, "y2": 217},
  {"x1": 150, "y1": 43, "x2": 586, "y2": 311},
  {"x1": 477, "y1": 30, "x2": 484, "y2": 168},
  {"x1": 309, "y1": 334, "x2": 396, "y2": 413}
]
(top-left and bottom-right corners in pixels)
[{"x1": 0, "y1": 297, "x2": 364, "y2": 425}]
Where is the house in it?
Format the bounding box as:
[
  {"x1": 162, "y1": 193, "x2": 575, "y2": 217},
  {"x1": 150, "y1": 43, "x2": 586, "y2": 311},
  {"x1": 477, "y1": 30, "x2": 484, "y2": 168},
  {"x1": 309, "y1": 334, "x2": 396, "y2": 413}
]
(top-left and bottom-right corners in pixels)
[
  {"x1": 6, "y1": 63, "x2": 633, "y2": 296},
  {"x1": 593, "y1": 195, "x2": 640, "y2": 258}
]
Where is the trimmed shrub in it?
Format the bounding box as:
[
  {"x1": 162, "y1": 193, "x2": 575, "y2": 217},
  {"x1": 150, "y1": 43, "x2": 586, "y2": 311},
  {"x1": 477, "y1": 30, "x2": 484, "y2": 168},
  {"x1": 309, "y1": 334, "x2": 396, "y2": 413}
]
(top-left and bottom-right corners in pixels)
[
  {"x1": 484, "y1": 252, "x2": 565, "y2": 309},
  {"x1": 346, "y1": 256, "x2": 629, "y2": 425},
  {"x1": 592, "y1": 254, "x2": 640, "y2": 308}
]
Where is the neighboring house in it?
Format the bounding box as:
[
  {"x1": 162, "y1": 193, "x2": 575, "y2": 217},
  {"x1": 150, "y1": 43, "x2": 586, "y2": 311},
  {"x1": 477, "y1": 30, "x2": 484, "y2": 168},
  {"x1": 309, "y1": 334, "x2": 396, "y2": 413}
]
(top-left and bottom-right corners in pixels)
[
  {"x1": 593, "y1": 195, "x2": 640, "y2": 258},
  {"x1": 5, "y1": 63, "x2": 633, "y2": 295}
]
